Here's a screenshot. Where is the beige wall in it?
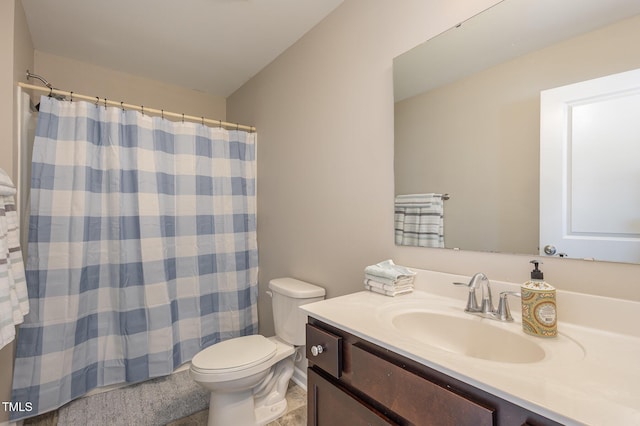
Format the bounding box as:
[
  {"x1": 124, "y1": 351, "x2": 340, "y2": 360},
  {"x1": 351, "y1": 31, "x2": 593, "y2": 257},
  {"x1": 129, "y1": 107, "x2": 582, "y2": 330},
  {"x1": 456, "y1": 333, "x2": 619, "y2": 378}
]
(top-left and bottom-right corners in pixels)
[
  {"x1": 227, "y1": 0, "x2": 640, "y2": 337},
  {"x1": 395, "y1": 14, "x2": 640, "y2": 255},
  {"x1": 33, "y1": 51, "x2": 226, "y2": 121},
  {"x1": 0, "y1": 0, "x2": 33, "y2": 422},
  {"x1": 1, "y1": 0, "x2": 33, "y2": 422},
  {"x1": 0, "y1": 2, "x2": 14, "y2": 417},
  {"x1": 0, "y1": 1, "x2": 16, "y2": 178}
]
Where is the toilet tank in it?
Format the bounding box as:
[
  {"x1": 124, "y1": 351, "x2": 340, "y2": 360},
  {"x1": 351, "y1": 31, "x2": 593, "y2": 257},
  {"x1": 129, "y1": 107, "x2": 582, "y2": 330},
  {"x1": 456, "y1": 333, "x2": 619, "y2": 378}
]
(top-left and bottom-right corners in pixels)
[{"x1": 269, "y1": 278, "x2": 325, "y2": 346}]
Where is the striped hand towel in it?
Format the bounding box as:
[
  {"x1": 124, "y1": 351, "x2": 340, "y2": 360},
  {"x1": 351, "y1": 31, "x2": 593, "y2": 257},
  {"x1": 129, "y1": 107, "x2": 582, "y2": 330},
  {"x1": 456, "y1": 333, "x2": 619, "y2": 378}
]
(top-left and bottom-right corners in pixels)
[
  {"x1": 0, "y1": 168, "x2": 28, "y2": 350},
  {"x1": 395, "y1": 193, "x2": 444, "y2": 248}
]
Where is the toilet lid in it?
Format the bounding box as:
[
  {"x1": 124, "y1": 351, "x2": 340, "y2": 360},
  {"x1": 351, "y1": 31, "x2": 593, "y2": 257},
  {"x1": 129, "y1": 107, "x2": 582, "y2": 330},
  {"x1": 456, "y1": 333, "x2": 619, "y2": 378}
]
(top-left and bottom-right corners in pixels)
[{"x1": 191, "y1": 335, "x2": 277, "y2": 373}]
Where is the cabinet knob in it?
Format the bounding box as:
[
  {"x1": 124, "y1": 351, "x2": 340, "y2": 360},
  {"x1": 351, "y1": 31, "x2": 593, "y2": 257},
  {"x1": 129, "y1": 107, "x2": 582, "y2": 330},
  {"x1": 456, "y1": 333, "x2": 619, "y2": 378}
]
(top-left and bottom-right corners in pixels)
[{"x1": 310, "y1": 344, "x2": 326, "y2": 356}]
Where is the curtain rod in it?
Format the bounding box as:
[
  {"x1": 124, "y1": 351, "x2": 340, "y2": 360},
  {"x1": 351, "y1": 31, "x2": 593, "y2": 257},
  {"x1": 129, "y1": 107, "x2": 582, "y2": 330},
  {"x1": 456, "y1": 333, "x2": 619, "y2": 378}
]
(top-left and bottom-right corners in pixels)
[{"x1": 17, "y1": 82, "x2": 256, "y2": 132}]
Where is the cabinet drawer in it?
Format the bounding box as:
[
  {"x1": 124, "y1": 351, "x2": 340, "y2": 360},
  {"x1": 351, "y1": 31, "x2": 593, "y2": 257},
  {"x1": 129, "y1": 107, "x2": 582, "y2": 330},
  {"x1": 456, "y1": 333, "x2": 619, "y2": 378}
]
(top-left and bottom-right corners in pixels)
[
  {"x1": 350, "y1": 344, "x2": 494, "y2": 426},
  {"x1": 306, "y1": 323, "x2": 343, "y2": 378},
  {"x1": 308, "y1": 368, "x2": 396, "y2": 426}
]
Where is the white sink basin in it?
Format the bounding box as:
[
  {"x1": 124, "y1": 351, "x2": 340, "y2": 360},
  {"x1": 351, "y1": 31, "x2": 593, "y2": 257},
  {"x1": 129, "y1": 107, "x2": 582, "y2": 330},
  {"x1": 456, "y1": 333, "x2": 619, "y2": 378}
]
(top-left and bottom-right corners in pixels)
[
  {"x1": 376, "y1": 300, "x2": 586, "y2": 365},
  {"x1": 391, "y1": 311, "x2": 545, "y2": 363}
]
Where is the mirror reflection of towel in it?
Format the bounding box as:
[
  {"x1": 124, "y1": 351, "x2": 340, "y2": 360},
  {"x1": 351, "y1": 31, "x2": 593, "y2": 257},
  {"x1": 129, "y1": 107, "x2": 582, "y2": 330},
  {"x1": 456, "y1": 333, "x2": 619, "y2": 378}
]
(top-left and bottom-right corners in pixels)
[{"x1": 394, "y1": 193, "x2": 444, "y2": 248}]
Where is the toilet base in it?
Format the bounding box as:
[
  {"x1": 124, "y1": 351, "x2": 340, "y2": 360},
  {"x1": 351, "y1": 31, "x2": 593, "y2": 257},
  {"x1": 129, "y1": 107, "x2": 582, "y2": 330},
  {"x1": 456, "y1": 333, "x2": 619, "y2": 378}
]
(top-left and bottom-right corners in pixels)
[
  {"x1": 204, "y1": 355, "x2": 295, "y2": 426},
  {"x1": 208, "y1": 390, "x2": 287, "y2": 426},
  {"x1": 253, "y1": 356, "x2": 294, "y2": 425},
  {"x1": 255, "y1": 398, "x2": 287, "y2": 425},
  {"x1": 208, "y1": 389, "x2": 255, "y2": 426},
  {"x1": 206, "y1": 380, "x2": 290, "y2": 426}
]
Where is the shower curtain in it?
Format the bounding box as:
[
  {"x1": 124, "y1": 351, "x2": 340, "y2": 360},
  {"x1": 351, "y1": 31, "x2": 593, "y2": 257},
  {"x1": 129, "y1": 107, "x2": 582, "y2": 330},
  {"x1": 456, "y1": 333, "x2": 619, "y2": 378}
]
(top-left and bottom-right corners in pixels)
[{"x1": 11, "y1": 96, "x2": 258, "y2": 420}]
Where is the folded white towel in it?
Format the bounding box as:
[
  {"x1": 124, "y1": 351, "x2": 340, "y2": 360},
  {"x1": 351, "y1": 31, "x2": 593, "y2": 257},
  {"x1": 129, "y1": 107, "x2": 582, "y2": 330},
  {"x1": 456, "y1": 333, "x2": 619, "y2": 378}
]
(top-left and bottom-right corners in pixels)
[
  {"x1": 364, "y1": 274, "x2": 415, "y2": 287},
  {"x1": 364, "y1": 278, "x2": 414, "y2": 292},
  {"x1": 364, "y1": 259, "x2": 416, "y2": 284},
  {"x1": 365, "y1": 284, "x2": 413, "y2": 297}
]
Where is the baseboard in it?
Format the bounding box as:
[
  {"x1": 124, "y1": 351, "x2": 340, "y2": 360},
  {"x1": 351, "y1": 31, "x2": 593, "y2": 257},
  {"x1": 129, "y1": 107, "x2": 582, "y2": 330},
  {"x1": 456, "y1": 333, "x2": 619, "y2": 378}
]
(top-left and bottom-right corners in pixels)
[{"x1": 291, "y1": 366, "x2": 307, "y2": 392}]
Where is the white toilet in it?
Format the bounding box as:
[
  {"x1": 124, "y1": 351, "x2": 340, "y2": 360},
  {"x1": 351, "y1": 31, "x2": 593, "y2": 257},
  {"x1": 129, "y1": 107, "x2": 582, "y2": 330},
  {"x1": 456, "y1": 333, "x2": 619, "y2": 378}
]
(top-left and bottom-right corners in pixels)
[{"x1": 190, "y1": 278, "x2": 325, "y2": 426}]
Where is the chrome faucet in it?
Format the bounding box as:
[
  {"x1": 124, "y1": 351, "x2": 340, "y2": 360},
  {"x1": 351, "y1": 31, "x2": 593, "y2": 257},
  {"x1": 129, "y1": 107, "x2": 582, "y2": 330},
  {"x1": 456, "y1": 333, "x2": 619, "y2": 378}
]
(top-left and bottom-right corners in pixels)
[{"x1": 453, "y1": 273, "x2": 520, "y2": 322}]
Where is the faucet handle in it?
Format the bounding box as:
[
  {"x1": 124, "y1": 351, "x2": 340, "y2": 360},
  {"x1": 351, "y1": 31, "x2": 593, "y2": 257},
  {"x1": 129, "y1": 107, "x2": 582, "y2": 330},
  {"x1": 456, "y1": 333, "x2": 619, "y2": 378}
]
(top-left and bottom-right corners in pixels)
[
  {"x1": 453, "y1": 282, "x2": 480, "y2": 312},
  {"x1": 496, "y1": 291, "x2": 521, "y2": 322}
]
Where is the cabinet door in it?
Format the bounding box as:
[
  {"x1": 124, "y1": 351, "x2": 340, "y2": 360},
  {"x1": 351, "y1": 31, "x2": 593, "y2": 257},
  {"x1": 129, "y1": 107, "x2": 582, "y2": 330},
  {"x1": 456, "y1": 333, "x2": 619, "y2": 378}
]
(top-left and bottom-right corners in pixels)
[
  {"x1": 349, "y1": 344, "x2": 494, "y2": 426},
  {"x1": 308, "y1": 368, "x2": 397, "y2": 426}
]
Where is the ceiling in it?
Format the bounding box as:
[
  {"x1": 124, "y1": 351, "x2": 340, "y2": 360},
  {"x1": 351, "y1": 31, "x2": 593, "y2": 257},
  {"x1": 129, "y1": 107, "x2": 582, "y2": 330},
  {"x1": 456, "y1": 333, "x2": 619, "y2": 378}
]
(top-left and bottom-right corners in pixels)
[
  {"x1": 21, "y1": 0, "x2": 344, "y2": 98},
  {"x1": 394, "y1": 0, "x2": 640, "y2": 101}
]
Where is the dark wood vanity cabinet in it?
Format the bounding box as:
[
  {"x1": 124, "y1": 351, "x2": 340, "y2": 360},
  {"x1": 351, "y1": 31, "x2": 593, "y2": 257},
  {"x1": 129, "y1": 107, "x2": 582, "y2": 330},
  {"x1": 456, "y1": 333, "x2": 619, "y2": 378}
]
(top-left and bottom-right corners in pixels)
[{"x1": 306, "y1": 318, "x2": 563, "y2": 426}]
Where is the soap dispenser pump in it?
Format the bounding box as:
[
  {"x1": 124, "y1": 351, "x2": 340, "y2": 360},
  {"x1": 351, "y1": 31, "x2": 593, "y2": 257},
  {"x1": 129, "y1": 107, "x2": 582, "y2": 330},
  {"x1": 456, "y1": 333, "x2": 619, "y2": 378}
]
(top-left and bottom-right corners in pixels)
[{"x1": 521, "y1": 260, "x2": 557, "y2": 337}]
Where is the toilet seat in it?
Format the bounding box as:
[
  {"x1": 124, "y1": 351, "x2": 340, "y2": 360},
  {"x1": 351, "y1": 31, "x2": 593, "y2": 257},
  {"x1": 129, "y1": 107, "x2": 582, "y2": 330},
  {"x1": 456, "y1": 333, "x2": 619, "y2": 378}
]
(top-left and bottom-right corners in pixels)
[{"x1": 191, "y1": 335, "x2": 277, "y2": 374}]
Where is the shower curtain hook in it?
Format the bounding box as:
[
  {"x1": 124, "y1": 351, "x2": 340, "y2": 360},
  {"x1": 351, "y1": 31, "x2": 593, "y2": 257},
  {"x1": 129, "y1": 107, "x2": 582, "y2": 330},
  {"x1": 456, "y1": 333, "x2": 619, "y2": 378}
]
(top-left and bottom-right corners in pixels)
[
  {"x1": 95, "y1": 96, "x2": 99, "y2": 107},
  {"x1": 141, "y1": 105, "x2": 144, "y2": 116},
  {"x1": 236, "y1": 123, "x2": 239, "y2": 131},
  {"x1": 161, "y1": 109, "x2": 164, "y2": 120},
  {"x1": 121, "y1": 101, "x2": 124, "y2": 111},
  {"x1": 48, "y1": 87, "x2": 53, "y2": 98},
  {"x1": 182, "y1": 113, "x2": 185, "y2": 123},
  {"x1": 70, "y1": 91, "x2": 73, "y2": 102},
  {"x1": 218, "y1": 119, "x2": 222, "y2": 128},
  {"x1": 201, "y1": 117, "x2": 204, "y2": 126},
  {"x1": 104, "y1": 98, "x2": 107, "y2": 110}
]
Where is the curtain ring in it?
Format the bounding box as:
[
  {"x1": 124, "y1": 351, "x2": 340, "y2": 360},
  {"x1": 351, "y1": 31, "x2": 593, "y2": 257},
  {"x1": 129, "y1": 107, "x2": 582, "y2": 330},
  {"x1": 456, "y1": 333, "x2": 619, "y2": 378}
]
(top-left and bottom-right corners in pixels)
[
  {"x1": 182, "y1": 113, "x2": 185, "y2": 123},
  {"x1": 70, "y1": 91, "x2": 73, "y2": 102},
  {"x1": 95, "y1": 96, "x2": 99, "y2": 106},
  {"x1": 161, "y1": 109, "x2": 164, "y2": 120},
  {"x1": 141, "y1": 105, "x2": 144, "y2": 116},
  {"x1": 218, "y1": 120, "x2": 222, "y2": 128},
  {"x1": 236, "y1": 123, "x2": 239, "y2": 131},
  {"x1": 48, "y1": 87, "x2": 53, "y2": 98},
  {"x1": 201, "y1": 117, "x2": 204, "y2": 126},
  {"x1": 121, "y1": 101, "x2": 124, "y2": 111},
  {"x1": 104, "y1": 98, "x2": 107, "y2": 110}
]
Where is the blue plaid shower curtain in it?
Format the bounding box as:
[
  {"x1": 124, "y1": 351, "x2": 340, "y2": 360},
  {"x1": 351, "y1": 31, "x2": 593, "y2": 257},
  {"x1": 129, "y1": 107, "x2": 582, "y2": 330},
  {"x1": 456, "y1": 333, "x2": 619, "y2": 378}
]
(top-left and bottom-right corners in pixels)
[{"x1": 11, "y1": 96, "x2": 258, "y2": 420}]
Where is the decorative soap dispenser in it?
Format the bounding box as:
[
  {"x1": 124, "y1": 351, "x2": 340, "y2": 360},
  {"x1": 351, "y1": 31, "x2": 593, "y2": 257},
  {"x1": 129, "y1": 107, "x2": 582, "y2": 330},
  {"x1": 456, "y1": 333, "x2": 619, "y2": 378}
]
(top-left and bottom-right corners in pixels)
[{"x1": 521, "y1": 260, "x2": 557, "y2": 337}]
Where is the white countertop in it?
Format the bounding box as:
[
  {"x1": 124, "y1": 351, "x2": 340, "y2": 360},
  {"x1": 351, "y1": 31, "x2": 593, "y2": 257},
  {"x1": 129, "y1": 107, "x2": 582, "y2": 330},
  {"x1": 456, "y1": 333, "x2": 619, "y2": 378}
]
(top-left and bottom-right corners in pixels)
[{"x1": 300, "y1": 269, "x2": 640, "y2": 426}]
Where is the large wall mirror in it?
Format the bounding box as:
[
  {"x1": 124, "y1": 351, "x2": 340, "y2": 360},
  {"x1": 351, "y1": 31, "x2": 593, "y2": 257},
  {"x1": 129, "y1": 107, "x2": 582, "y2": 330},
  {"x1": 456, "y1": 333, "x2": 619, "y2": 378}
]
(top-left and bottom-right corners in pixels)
[{"x1": 393, "y1": 0, "x2": 640, "y2": 264}]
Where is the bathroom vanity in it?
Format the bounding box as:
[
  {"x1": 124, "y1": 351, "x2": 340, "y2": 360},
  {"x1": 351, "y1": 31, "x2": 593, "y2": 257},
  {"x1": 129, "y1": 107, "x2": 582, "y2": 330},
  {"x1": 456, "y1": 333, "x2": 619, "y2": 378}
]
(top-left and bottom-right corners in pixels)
[
  {"x1": 306, "y1": 318, "x2": 558, "y2": 425},
  {"x1": 301, "y1": 269, "x2": 640, "y2": 425}
]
